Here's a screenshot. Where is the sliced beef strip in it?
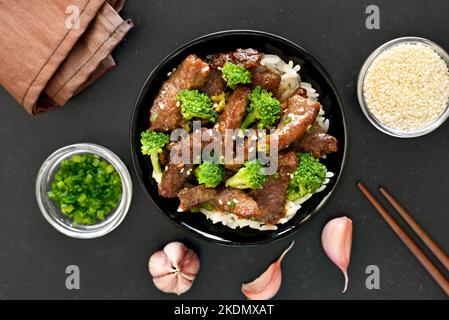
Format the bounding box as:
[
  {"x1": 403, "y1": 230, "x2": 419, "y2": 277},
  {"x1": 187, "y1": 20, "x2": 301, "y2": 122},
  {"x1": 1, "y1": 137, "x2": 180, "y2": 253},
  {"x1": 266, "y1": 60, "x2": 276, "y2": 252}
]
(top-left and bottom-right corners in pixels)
[
  {"x1": 250, "y1": 151, "x2": 298, "y2": 224},
  {"x1": 294, "y1": 87, "x2": 308, "y2": 98},
  {"x1": 222, "y1": 128, "x2": 272, "y2": 171},
  {"x1": 158, "y1": 128, "x2": 220, "y2": 198},
  {"x1": 296, "y1": 124, "x2": 338, "y2": 158},
  {"x1": 169, "y1": 127, "x2": 220, "y2": 164},
  {"x1": 217, "y1": 86, "x2": 251, "y2": 169},
  {"x1": 281, "y1": 100, "x2": 289, "y2": 110},
  {"x1": 278, "y1": 150, "x2": 299, "y2": 178},
  {"x1": 251, "y1": 68, "x2": 281, "y2": 95},
  {"x1": 200, "y1": 68, "x2": 226, "y2": 97},
  {"x1": 158, "y1": 163, "x2": 194, "y2": 198},
  {"x1": 158, "y1": 147, "x2": 171, "y2": 166},
  {"x1": 169, "y1": 127, "x2": 218, "y2": 163},
  {"x1": 250, "y1": 178, "x2": 287, "y2": 224},
  {"x1": 214, "y1": 188, "x2": 260, "y2": 219},
  {"x1": 271, "y1": 94, "x2": 320, "y2": 150},
  {"x1": 218, "y1": 86, "x2": 251, "y2": 134},
  {"x1": 231, "y1": 48, "x2": 262, "y2": 69},
  {"x1": 281, "y1": 87, "x2": 308, "y2": 109},
  {"x1": 210, "y1": 53, "x2": 232, "y2": 70},
  {"x1": 150, "y1": 55, "x2": 210, "y2": 131},
  {"x1": 210, "y1": 48, "x2": 262, "y2": 70},
  {"x1": 178, "y1": 185, "x2": 218, "y2": 211}
]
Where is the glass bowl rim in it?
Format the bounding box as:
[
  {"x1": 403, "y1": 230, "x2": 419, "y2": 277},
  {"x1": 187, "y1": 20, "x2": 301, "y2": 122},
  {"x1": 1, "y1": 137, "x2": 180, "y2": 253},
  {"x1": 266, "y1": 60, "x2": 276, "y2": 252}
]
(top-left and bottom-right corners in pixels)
[
  {"x1": 35, "y1": 143, "x2": 132, "y2": 239},
  {"x1": 357, "y1": 36, "x2": 449, "y2": 138}
]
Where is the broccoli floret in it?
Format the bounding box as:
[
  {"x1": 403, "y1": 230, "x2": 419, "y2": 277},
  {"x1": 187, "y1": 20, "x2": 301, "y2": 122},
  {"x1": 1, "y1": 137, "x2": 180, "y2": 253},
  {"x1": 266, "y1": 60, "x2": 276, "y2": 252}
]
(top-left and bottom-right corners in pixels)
[
  {"x1": 195, "y1": 162, "x2": 225, "y2": 188},
  {"x1": 222, "y1": 62, "x2": 252, "y2": 89},
  {"x1": 241, "y1": 86, "x2": 281, "y2": 129},
  {"x1": 225, "y1": 160, "x2": 268, "y2": 189},
  {"x1": 287, "y1": 153, "x2": 327, "y2": 201},
  {"x1": 211, "y1": 92, "x2": 227, "y2": 112},
  {"x1": 177, "y1": 89, "x2": 217, "y2": 123},
  {"x1": 141, "y1": 130, "x2": 170, "y2": 183}
]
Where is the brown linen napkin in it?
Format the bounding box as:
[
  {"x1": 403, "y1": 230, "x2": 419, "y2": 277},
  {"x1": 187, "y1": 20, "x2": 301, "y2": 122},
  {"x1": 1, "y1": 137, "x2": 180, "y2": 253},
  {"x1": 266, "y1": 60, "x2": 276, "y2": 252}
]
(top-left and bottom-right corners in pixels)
[
  {"x1": 67, "y1": 0, "x2": 128, "y2": 98},
  {"x1": 78, "y1": 0, "x2": 126, "y2": 93},
  {"x1": 0, "y1": 0, "x2": 133, "y2": 115}
]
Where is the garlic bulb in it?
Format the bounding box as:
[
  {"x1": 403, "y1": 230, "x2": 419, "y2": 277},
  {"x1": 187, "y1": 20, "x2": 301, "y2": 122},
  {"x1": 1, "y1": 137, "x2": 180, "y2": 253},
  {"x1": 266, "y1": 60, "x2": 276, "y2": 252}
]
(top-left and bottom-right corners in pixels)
[
  {"x1": 148, "y1": 242, "x2": 200, "y2": 295},
  {"x1": 241, "y1": 241, "x2": 294, "y2": 300},
  {"x1": 321, "y1": 216, "x2": 353, "y2": 293}
]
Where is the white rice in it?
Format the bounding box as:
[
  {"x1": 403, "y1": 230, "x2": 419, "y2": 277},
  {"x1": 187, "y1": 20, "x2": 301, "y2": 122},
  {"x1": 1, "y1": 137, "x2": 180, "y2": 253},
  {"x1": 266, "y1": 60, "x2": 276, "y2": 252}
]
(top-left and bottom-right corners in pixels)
[
  {"x1": 260, "y1": 54, "x2": 327, "y2": 133},
  {"x1": 198, "y1": 53, "x2": 333, "y2": 231}
]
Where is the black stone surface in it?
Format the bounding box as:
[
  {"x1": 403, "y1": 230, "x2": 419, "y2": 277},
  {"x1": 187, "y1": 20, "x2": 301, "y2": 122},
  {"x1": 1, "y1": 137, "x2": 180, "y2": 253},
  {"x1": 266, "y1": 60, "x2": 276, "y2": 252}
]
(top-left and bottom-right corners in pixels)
[{"x1": 0, "y1": 0, "x2": 448, "y2": 300}]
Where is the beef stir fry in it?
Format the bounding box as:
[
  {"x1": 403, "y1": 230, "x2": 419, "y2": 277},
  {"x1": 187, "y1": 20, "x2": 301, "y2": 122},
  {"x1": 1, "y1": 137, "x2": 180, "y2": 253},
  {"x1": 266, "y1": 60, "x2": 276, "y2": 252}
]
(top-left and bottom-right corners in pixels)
[{"x1": 141, "y1": 48, "x2": 339, "y2": 229}]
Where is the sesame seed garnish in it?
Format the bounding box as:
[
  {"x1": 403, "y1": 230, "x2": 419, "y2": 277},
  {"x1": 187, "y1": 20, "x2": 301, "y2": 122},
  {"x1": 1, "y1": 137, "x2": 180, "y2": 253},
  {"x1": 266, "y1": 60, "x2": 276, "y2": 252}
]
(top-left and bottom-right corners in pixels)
[{"x1": 364, "y1": 43, "x2": 449, "y2": 131}]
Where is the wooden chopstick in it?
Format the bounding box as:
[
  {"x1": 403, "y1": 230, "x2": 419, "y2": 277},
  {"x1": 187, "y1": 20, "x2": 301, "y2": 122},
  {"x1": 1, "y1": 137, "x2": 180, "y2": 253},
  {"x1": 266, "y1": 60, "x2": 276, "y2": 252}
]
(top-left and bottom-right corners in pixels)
[
  {"x1": 357, "y1": 182, "x2": 449, "y2": 297},
  {"x1": 379, "y1": 187, "x2": 449, "y2": 273}
]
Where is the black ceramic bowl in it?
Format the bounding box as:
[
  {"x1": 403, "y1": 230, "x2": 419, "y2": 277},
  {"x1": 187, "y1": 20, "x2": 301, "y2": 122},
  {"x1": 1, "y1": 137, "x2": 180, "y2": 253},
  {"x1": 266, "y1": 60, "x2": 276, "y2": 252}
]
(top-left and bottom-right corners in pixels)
[{"x1": 130, "y1": 30, "x2": 348, "y2": 246}]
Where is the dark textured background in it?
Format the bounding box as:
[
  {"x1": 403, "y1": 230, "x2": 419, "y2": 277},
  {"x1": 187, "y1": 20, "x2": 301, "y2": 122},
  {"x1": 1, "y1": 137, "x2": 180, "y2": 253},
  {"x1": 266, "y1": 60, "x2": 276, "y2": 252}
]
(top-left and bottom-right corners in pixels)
[{"x1": 0, "y1": 0, "x2": 448, "y2": 300}]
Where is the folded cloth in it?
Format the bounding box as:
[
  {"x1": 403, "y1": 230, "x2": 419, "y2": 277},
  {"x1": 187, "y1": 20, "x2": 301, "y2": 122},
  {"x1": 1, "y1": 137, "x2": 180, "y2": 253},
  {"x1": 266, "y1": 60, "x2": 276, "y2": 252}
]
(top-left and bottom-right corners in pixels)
[{"x1": 0, "y1": 0, "x2": 133, "y2": 115}]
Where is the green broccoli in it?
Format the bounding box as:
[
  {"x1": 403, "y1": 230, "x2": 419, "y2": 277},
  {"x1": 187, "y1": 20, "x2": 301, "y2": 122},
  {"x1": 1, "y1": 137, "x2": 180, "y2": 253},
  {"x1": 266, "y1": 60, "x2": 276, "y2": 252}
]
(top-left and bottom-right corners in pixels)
[
  {"x1": 140, "y1": 130, "x2": 170, "y2": 183},
  {"x1": 222, "y1": 62, "x2": 252, "y2": 89},
  {"x1": 225, "y1": 160, "x2": 268, "y2": 189},
  {"x1": 177, "y1": 89, "x2": 217, "y2": 123},
  {"x1": 211, "y1": 92, "x2": 227, "y2": 112},
  {"x1": 195, "y1": 162, "x2": 225, "y2": 188},
  {"x1": 241, "y1": 86, "x2": 281, "y2": 129},
  {"x1": 287, "y1": 153, "x2": 327, "y2": 201}
]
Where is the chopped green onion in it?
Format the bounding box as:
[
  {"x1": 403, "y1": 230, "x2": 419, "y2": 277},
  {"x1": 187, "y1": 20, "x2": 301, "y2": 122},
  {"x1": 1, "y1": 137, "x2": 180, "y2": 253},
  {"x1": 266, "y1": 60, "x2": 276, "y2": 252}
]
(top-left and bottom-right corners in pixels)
[{"x1": 48, "y1": 154, "x2": 122, "y2": 225}]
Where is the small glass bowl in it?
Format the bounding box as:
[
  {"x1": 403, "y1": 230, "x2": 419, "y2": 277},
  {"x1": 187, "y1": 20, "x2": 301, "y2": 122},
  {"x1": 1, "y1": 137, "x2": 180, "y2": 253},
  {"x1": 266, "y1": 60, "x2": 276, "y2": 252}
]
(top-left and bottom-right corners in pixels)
[
  {"x1": 357, "y1": 37, "x2": 449, "y2": 138},
  {"x1": 36, "y1": 143, "x2": 132, "y2": 239}
]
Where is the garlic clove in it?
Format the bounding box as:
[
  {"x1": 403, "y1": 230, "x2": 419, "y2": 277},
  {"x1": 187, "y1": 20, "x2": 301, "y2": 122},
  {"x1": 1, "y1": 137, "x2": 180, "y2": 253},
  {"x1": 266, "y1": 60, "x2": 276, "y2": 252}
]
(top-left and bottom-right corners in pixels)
[
  {"x1": 179, "y1": 249, "x2": 200, "y2": 279},
  {"x1": 163, "y1": 241, "x2": 188, "y2": 270},
  {"x1": 241, "y1": 241, "x2": 294, "y2": 300},
  {"x1": 242, "y1": 264, "x2": 279, "y2": 300},
  {"x1": 321, "y1": 216, "x2": 353, "y2": 293},
  {"x1": 149, "y1": 242, "x2": 200, "y2": 295},
  {"x1": 149, "y1": 250, "x2": 174, "y2": 278},
  {"x1": 153, "y1": 273, "x2": 193, "y2": 296},
  {"x1": 152, "y1": 273, "x2": 179, "y2": 294},
  {"x1": 174, "y1": 274, "x2": 194, "y2": 295}
]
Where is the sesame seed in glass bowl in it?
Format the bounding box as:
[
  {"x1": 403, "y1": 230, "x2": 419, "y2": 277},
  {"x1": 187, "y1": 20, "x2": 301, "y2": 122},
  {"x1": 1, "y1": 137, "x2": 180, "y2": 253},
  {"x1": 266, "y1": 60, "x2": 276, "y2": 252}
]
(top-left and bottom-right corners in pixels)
[{"x1": 357, "y1": 37, "x2": 449, "y2": 138}]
